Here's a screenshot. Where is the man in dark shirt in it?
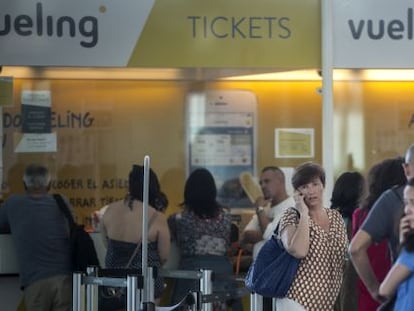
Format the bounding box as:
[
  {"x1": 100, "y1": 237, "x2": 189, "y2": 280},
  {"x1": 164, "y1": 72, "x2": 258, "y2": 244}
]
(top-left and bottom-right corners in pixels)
[{"x1": 0, "y1": 164, "x2": 72, "y2": 311}]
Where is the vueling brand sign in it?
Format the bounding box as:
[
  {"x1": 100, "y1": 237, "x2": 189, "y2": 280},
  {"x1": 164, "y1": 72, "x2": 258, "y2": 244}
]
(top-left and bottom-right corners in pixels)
[
  {"x1": 0, "y1": 0, "x2": 320, "y2": 68},
  {"x1": 0, "y1": 0, "x2": 155, "y2": 66},
  {"x1": 334, "y1": 0, "x2": 414, "y2": 68},
  {"x1": 1, "y1": 2, "x2": 99, "y2": 48}
]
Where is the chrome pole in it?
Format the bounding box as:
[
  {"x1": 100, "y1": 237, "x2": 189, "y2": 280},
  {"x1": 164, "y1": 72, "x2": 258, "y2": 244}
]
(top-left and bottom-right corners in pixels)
[
  {"x1": 127, "y1": 274, "x2": 138, "y2": 311},
  {"x1": 72, "y1": 272, "x2": 82, "y2": 311},
  {"x1": 86, "y1": 266, "x2": 98, "y2": 311},
  {"x1": 200, "y1": 269, "x2": 212, "y2": 311},
  {"x1": 142, "y1": 155, "x2": 150, "y2": 302},
  {"x1": 147, "y1": 266, "x2": 155, "y2": 302}
]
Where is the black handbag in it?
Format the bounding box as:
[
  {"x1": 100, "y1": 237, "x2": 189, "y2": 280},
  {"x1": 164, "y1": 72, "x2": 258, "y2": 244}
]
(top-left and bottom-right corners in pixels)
[
  {"x1": 54, "y1": 194, "x2": 100, "y2": 272},
  {"x1": 245, "y1": 209, "x2": 301, "y2": 298}
]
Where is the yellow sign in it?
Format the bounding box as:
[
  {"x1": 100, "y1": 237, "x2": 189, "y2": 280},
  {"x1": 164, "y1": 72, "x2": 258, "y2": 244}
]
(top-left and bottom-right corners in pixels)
[
  {"x1": 0, "y1": 77, "x2": 13, "y2": 106},
  {"x1": 128, "y1": 0, "x2": 320, "y2": 68},
  {"x1": 275, "y1": 128, "x2": 314, "y2": 158}
]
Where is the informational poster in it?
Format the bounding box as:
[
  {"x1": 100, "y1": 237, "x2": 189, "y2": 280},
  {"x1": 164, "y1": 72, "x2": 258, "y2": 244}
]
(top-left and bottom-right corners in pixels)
[
  {"x1": 187, "y1": 90, "x2": 257, "y2": 208},
  {"x1": 275, "y1": 128, "x2": 314, "y2": 158},
  {"x1": 14, "y1": 133, "x2": 57, "y2": 153},
  {"x1": 17, "y1": 90, "x2": 56, "y2": 153},
  {"x1": 21, "y1": 90, "x2": 52, "y2": 133}
]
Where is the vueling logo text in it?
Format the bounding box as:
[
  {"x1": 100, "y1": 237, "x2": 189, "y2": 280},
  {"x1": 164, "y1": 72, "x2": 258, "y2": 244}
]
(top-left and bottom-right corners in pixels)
[{"x1": 0, "y1": 2, "x2": 99, "y2": 48}]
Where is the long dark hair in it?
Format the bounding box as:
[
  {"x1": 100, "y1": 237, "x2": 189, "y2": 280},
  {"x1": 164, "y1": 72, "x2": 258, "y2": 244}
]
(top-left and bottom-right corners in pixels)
[
  {"x1": 181, "y1": 168, "x2": 222, "y2": 218},
  {"x1": 362, "y1": 157, "x2": 406, "y2": 211},
  {"x1": 330, "y1": 171, "x2": 365, "y2": 219},
  {"x1": 125, "y1": 165, "x2": 168, "y2": 211}
]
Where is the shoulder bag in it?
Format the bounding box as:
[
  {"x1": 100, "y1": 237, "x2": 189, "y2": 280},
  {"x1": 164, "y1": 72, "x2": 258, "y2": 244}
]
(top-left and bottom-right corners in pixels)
[
  {"x1": 54, "y1": 194, "x2": 100, "y2": 272},
  {"x1": 245, "y1": 208, "x2": 301, "y2": 298}
]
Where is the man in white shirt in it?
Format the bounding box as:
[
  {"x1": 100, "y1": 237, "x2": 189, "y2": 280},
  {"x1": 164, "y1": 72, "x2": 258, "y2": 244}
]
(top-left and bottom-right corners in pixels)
[{"x1": 242, "y1": 166, "x2": 295, "y2": 260}]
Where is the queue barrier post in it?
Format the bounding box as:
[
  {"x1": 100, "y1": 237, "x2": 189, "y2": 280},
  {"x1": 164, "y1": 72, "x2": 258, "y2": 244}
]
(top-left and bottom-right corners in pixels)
[
  {"x1": 250, "y1": 292, "x2": 263, "y2": 311},
  {"x1": 126, "y1": 274, "x2": 138, "y2": 311},
  {"x1": 73, "y1": 272, "x2": 82, "y2": 311},
  {"x1": 73, "y1": 266, "x2": 145, "y2": 311},
  {"x1": 200, "y1": 269, "x2": 213, "y2": 311},
  {"x1": 86, "y1": 266, "x2": 98, "y2": 311}
]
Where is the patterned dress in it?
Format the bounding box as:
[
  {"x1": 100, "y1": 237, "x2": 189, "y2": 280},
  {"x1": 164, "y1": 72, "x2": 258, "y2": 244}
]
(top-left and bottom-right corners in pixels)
[
  {"x1": 279, "y1": 207, "x2": 348, "y2": 311},
  {"x1": 168, "y1": 208, "x2": 232, "y2": 311}
]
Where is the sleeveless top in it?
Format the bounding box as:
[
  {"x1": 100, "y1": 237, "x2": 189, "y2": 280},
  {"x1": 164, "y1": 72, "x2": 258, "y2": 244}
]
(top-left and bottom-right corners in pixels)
[{"x1": 105, "y1": 239, "x2": 164, "y2": 298}]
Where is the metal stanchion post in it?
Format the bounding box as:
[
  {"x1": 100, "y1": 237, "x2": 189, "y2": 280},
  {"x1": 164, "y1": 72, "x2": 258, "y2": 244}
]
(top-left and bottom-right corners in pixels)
[
  {"x1": 86, "y1": 266, "x2": 98, "y2": 311},
  {"x1": 272, "y1": 297, "x2": 277, "y2": 311},
  {"x1": 126, "y1": 274, "x2": 138, "y2": 311},
  {"x1": 250, "y1": 293, "x2": 263, "y2": 311},
  {"x1": 73, "y1": 272, "x2": 82, "y2": 311},
  {"x1": 200, "y1": 269, "x2": 212, "y2": 311},
  {"x1": 142, "y1": 266, "x2": 155, "y2": 310},
  {"x1": 195, "y1": 291, "x2": 202, "y2": 311},
  {"x1": 147, "y1": 266, "x2": 155, "y2": 302}
]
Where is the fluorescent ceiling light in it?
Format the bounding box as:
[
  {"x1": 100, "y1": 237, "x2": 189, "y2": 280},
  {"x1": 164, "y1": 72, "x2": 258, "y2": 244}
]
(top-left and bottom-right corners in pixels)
[
  {"x1": 0, "y1": 67, "x2": 184, "y2": 80},
  {"x1": 224, "y1": 69, "x2": 414, "y2": 81},
  {"x1": 223, "y1": 70, "x2": 322, "y2": 81},
  {"x1": 359, "y1": 70, "x2": 414, "y2": 81},
  {"x1": 3, "y1": 67, "x2": 414, "y2": 81}
]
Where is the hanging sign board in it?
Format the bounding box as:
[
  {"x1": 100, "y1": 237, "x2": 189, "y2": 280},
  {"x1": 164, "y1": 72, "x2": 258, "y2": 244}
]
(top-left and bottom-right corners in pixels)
[
  {"x1": 334, "y1": 0, "x2": 414, "y2": 68},
  {"x1": 0, "y1": 0, "x2": 320, "y2": 68}
]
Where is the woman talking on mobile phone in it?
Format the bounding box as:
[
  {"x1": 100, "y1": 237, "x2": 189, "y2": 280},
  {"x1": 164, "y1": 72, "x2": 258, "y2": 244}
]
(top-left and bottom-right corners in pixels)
[{"x1": 276, "y1": 162, "x2": 348, "y2": 311}]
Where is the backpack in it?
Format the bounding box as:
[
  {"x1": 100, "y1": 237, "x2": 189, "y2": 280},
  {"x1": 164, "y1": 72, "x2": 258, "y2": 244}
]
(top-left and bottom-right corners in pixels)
[{"x1": 53, "y1": 194, "x2": 100, "y2": 272}]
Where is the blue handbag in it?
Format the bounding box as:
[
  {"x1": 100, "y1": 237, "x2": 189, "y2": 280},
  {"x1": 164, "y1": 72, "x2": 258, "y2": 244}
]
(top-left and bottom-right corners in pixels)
[{"x1": 245, "y1": 209, "x2": 301, "y2": 298}]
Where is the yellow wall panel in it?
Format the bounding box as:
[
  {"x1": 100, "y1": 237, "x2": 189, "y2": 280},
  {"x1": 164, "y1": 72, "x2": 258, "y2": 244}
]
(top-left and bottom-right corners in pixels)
[{"x1": 2, "y1": 79, "x2": 322, "y2": 226}]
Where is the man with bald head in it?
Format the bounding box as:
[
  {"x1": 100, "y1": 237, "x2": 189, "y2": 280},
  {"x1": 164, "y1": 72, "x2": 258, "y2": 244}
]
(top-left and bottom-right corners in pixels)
[
  {"x1": 242, "y1": 166, "x2": 295, "y2": 260},
  {"x1": 350, "y1": 143, "x2": 414, "y2": 304}
]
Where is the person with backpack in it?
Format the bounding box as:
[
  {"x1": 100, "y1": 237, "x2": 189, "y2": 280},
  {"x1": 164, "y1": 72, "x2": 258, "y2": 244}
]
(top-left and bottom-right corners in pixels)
[{"x1": 0, "y1": 164, "x2": 72, "y2": 311}]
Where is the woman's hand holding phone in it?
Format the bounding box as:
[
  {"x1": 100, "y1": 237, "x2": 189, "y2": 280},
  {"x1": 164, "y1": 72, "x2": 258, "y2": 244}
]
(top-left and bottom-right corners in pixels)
[{"x1": 294, "y1": 190, "x2": 309, "y2": 216}]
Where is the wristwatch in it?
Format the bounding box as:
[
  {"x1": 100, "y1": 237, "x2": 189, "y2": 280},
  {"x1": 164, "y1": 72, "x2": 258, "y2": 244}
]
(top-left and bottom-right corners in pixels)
[{"x1": 256, "y1": 206, "x2": 265, "y2": 214}]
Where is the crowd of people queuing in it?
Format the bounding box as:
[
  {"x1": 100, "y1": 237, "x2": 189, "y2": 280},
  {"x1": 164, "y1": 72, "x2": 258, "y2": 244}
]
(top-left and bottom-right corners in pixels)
[{"x1": 1, "y1": 145, "x2": 414, "y2": 310}]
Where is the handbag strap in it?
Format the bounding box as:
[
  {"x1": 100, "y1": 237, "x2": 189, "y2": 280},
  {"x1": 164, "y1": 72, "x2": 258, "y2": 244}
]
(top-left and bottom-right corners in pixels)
[
  {"x1": 53, "y1": 194, "x2": 76, "y2": 231},
  {"x1": 125, "y1": 211, "x2": 158, "y2": 268},
  {"x1": 274, "y1": 208, "x2": 300, "y2": 239}
]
